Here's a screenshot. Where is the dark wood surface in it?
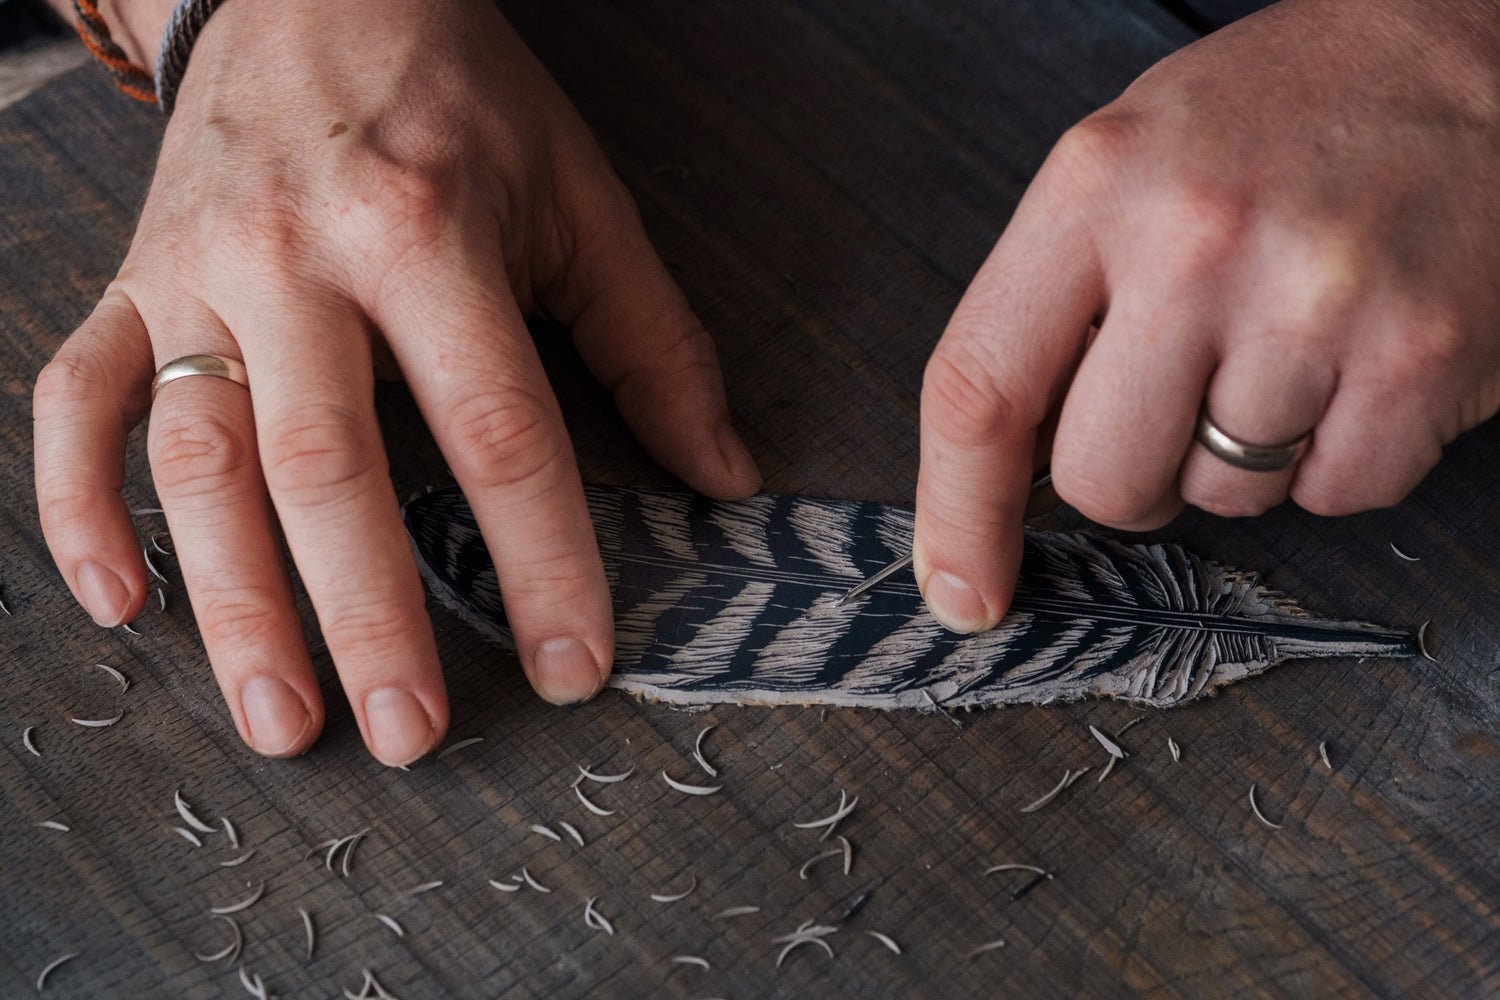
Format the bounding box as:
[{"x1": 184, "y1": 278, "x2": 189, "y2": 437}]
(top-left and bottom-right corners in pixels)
[{"x1": 3, "y1": 2, "x2": 1499, "y2": 997}]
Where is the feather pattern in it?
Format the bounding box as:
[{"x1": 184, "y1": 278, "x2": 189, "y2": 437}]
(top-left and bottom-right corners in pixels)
[{"x1": 404, "y1": 486, "x2": 1415, "y2": 709}]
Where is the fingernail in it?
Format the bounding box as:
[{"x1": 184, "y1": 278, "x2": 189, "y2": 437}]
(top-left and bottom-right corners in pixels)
[
  {"x1": 534, "y1": 638, "x2": 603, "y2": 705},
  {"x1": 364, "y1": 687, "x2": 436, "y2": 766},
  {"x1": 715, "y1": 421, "x2": 763, "y2": 492},
  {"x1": 76, "y1": 560, "x2": 129, "y2": 627},
  {"x1": 923, "y1": 570, "x2": 994, "y2": 633},
  {"x1": 241, "y1": 675, "x2": 313, "y2": 756}
]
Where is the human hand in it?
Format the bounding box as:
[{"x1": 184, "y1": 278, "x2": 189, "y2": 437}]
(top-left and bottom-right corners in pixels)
[
  {"x1": 33, "y1": 0, "x2": 760, "y2": 763},
  {"x1": 914, "y1": 0, "x2": 1500, "y2": 632}
]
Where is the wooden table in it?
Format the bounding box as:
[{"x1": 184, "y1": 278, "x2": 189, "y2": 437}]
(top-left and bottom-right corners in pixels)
[{"x1": 3, "y1": 2, "x2": 1498, "y2": 997}]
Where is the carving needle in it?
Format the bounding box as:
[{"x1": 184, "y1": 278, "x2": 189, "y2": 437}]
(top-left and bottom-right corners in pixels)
[
  {"x1": 831, "y1": 554, "x2": 912, "y2": 607},
  {"x1": 831, "y1": 471, "x2": 1054, "y2": 608}
]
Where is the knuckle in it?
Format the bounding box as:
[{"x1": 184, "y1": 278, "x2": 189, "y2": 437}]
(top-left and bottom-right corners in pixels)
[
  {"x1": 207, "y1": 203, "x2": 327, "y2": 300},
  {"x1": 915, "y1": 500, "x2": 1005, "y2": 554},
  {"x1": 443, "y1": 388, "x2": 563, "y2": 491},
  {"x1": 1053, "y1": 465, "x2": 1166, "y2": 530},
  {"x1": 262, "y1": 403, "x2": 381, "y2": 500},
  {"x1": 35, "y1": 480, "x2": 108, "y2": 534},
  {"x1": 921, "y1": 348, "x2": 1019, "y2": 448},
  {"x1": 613, "y1": 321, "x2": 721, "y2": 397},
  {"x1": 1161, "y1": 181, "x2": 1252, "y2": 274},
  {"x1": 334, "y1": 154, "x2": 452, "y2": 260},
  {"x1": 212, "y1": 187, "x2": 306, "y2": 274},
  {"x1": 1186, "y1": 487, "x2": 1278, "y2": 520},
  {"x1": 641, "y1": 311, "x2": 714, "y2": 369},
  {"x1": 149, "y1": 410, "x2": 258, "y2": 498},
  {"x1": 1292, "y1": 478, "x2": 1362, "y2": 518},
  {"x1": 194, "y1": 586, "x2": 289, "y2": 651},
  {"x1": 1383, "y1": 311, "x2": 1469, "y2": 378},
  {"x1": 1044, "y1": 113, "x2": 1138, "y2": 196},
  {"x1": 505, "y1": 552, "x2": 603, "y2": 607},
  {"x1": 1056, "y1": 112, "x2": 1245, "y2": 273},
  {"x1": 317, "y1": 595, "x2": 427, "y2": 658},
  {"x1": 1293, "y1": 448, "x2": 1432, "y2": 518},
  {"x1": 575, "y1": 171, "x2": 643, "y2": 232},
  {"x1": 35, "y1": 348, "x2": 110, "y2": 413},
  {"x1": 326, "y1": 153, "x2": 467, "y2": 309}
]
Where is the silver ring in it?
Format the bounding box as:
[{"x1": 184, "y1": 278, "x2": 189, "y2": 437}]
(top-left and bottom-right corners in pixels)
[
  {"x1": 1196, "y1": 411, "x2": 1311, "y2": 473},
  {"x1": 151, "y1": 354, "x2": 250, "y2": 399}
]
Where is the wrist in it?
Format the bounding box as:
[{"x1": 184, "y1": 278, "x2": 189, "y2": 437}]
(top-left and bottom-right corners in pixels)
[{"x1": 168, "y1": 0, "x2": 512, "y2": 121}]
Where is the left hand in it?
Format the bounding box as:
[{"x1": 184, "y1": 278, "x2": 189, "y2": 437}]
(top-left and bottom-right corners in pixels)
[{"x1": 33, "y1": 0, "x2": 761, "y2": 765}]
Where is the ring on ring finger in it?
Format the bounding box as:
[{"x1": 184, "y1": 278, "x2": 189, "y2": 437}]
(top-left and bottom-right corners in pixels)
[
  {"x1": 151, "y1": 353, "x2": 250, "y2": 398},
  {"x1": 1195, "y1": 410, "x2": 1312, "y2": 473}
]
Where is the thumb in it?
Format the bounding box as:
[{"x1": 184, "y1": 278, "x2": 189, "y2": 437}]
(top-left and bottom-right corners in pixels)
[{"x1": 550, "y1": 175, "x2": 761, "y2": 500}]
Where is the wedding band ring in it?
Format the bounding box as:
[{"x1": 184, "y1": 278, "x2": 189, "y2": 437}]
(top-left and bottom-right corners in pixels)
[
  {"x1": 151, "y1": 354, "x2": 250, "y2": 399},
  {"x1": 1195, "y1": 411, "x2": 1311, "y2": 473}
]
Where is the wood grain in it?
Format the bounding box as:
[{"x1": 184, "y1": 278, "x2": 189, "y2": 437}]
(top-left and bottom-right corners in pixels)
[{"x1": 1, "y1": 2, "x2": 1498, "y2": 997}]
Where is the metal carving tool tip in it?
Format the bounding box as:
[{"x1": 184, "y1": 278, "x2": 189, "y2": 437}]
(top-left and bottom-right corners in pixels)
[
  {"x1": 831, "y1": 553, "x2": 913, "y2": 607},
  {"x1": 831, "y1": 470, "x2": 1054, "y2": 608}
]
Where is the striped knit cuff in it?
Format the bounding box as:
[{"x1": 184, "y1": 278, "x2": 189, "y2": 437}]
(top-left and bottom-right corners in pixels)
[{"x1": 155, "y1": 0, "x2": 233, "y2": 116}]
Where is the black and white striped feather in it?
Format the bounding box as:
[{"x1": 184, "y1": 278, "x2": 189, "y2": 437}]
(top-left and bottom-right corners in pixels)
[{"x1": 403, "y1": 486, "x2": 1414, "y2": 709}]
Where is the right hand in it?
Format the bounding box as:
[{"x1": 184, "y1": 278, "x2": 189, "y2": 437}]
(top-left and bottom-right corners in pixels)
[
  {"x1": 33, "y1": 0, "x2": 761, "y2": 765},
  {"x1": 913, "y1": 0, "x2": 1500, "y2": 633}
]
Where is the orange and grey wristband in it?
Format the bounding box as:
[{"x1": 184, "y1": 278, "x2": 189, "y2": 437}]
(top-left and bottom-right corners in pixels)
[
  {"x1": 72, "y1": 0, "x2": 232, "y2": 114},
  {"x1": 70, "y1": 0, "x2": 155, "y2": 104}
]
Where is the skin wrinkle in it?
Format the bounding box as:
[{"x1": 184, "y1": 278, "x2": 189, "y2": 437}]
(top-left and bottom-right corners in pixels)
[
  {"x1": 441, "y1": 388, "x2": 568, "y2": 493},
  {"x1": 922, "y1": 350, "x2": 1022, "y2": 448},
  {"x1": 612, "y1": 356, "x2": 724, "y2": 408},
  {"x1": 267, "y1": 470, "x2": 392, "y2": 538},
  {"x1": 544, "y1": 178, "x2": 630, "y2": 324},
  {"x1": 259, "y1": 403, "x2": 384, "y2": 501},
  {"x1": 427, "y1": 335, "x2": 542, "y2": 387},
  {"x1": 314, "y1": 594, "x2": 435, "y2": 656},
  {"x1": 481, "y1": 501, "x2": 603, "y2": 570},
  {"x1": 512, "y1": 147, "x2": 572, "y2": 310},
  {"x1": 590, "y1": 311, "x2": 711, "y2": 392},
  {"x1": 33, "y1": 449, "x2": 127, "y2": 512},
  {"x1": 35, "y1": 315, "x2": 153, "y2": 427},
  {"x1": 194, "y1": 590, "x2": 298, "y2": 650},
  {"x1": 916, "y1": 498, "x2": 1013, "y2": 553},
  {"x1": 335, "y1": 163, "x2": 462, "y2": 286},
  {"x1": 35, "y1": 484, "x2": 125, "y2": 533},
  {"x1": 150, "y1": 411, "x2": 259, "y2": 494},
  {"x1": 157, "y1": 493, "x2": 275, "y2": 534},
  {"x1": 298, "y1": 549, "x2": 415, "y2": 604}
]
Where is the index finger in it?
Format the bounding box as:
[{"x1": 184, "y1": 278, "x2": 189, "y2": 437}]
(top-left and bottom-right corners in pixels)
[{"x1": 914, "y1": 163, "x2": 1103, "y2": 632}]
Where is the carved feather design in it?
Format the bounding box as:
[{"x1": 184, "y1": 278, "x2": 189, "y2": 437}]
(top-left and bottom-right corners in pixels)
[{"x1": 403, "y1": 486, "x2": 1415, "y2": 709}]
